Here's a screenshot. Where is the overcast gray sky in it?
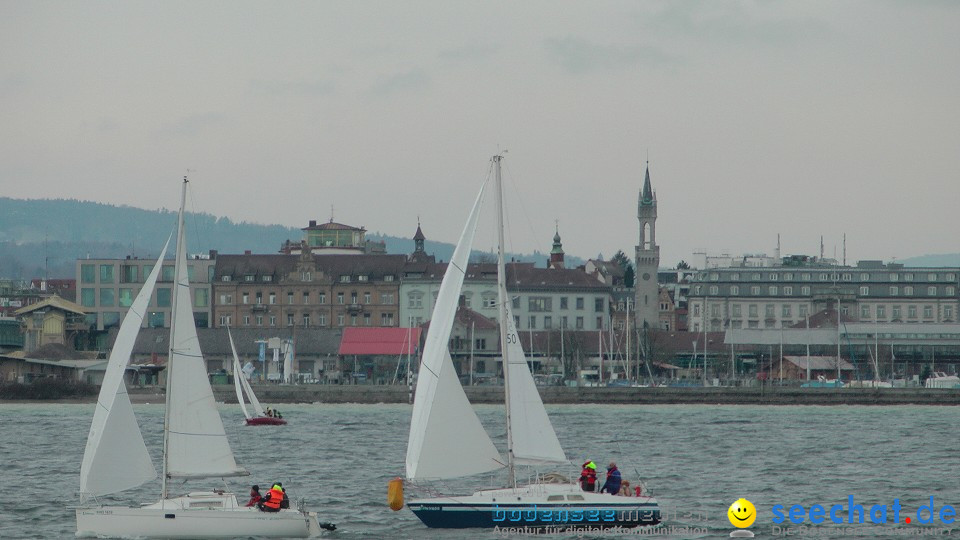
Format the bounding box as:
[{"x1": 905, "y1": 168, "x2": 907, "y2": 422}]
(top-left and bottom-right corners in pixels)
[{"x1": 3, "y1": 1, "x2": 959, "y2": 267}]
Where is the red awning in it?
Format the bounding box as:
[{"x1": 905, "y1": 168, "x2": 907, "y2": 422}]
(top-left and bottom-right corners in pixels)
[{"x1": 338, "y1": 327, "x2": 422, "y2": 356}]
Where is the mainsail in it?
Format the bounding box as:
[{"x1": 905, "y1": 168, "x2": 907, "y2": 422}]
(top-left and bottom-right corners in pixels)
[
  {"x1": 164, "y1": 187, "x2": 247, "y2": 480},
  {"x1": 79, "y1": 237, "x2": 170, "y2": 497},
  {"x1": 406, "y1": 178, "x2": 503, "y2": 480}
]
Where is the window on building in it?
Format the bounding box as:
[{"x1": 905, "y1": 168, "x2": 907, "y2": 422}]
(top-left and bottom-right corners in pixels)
[
  {"x1": 221, "y1": 275, "x2": 232, "y2": 282},
  {"x1": 544, "y1": 316, "x2": 552, "y2": 329},
  {"x1": 384, "y1": 275, "x2": 394, "y2": 282},
  {"x1": 337, "y1": 293, "x2": 344, "y2": 304},
  {"x1": 693, "y1": 304, "x2": 700, "y2": 316},
  {"x1": 318, "y1": 292, "x2": 326, "y2": 304},
  {"x1": 301, "y1": 271, "x2": 312, "y2": 282},
  {"x1": 709, "y1": 286, "x2": 718, "y2": 295},
  {"x1": 769, "y1": 286, "x2": 778, "y2": 296},
  {"x1": 751, "y1": 286, "x2": 761, "y2": 295},
  {"x1": 799, "y1": 305, "x2": 808, "y2": 317},
  {"x1": 483, "y1": 294, "x2": 496, "y2": 308},
  {"x1": 892, "y1": 306, "x2": 901, "y2": 320},
  {"x1": 711, "y1": 305, "x2": 720, "y2": 317},
  {"x1": 924, "y1": 306, "x2": 934, "y2": 318},
  {"x1": 877, "y1": 306, "x2": 886, "y2": 319},
  {"x1": 269, "y1": 293, "x2": 276, "y2": 305},
  {"x1": 528, "y1": 316, "x2": 536, "y2": 329},
  {"x1": 904, "y1": 286, "x2": 914, "y2": 296},
  {"x1": 242, "y1": 293, "x2": 249, "y2": 305},
  {"x1": 576, "y1": 316, "x2": 584, "y2": 329},
  {"x1": 765, "y1": 304, "x2": 775, "y2": 318},
  {"x1": 364, "y1": 292, "x2": 371, "y2": 304},
  {"x1": 929, "y1": 273, "x2": 937, "y2": 282},
  {"x1": 121, "y1": 265, "x2": 138, "y2": 283},
  {"x1": 945, "y1": 307, "x2": 954, "y2": 320},
  {"x1": 256, "y1": 315, "x2": 263, "y2": 326},
  {"x1": 255, "y1": 292, "x2": 262, "y2": 304},
  {"x1": 244, "y1": 275, "x2": 255, "y2": 282},
  {"x1": 560, "y1": 297, "x2": 568, "y2": 309},
  {"x1": 117, "y1": 288, "x2": 133, "y2": 307},
  {"x1": 221, "y1": 293, "x2": 233, "y2": 305},
  {"x1": 908, "y1": 305, "x2": 917, "y2": 318},
  {"x1": 148, "y1": 312, "x2": 163, "y2": 327},
  {"x1": 694, "y1": 286, "x2": 702, "y2": 295},
  {"x1": 890, "y1": 286, "x2": 899, "y2": 296},
  {"x1": 409, "y1": 293, "x2": 423, "y2": 308},
  {"x1": 303, "y1": 292, "x2": 310, "y2": 304},
  {"x1": 529, "y1": 297, "x2": 552, "y2": 312},
  {"x1": 219, "y1": 314, "x2": 232, "y2": 326},
  {"x1": 81, "y1": 264, "x2": 96, "y2": 284},
  {"x1": 363, "y1": 313, "x2": 371, "y2": 326},
  {"x1": 288, "y1": 292, "x2": 294, "y2": 304},
  {"x1": 860, "y1": 286, "x2": 869, "y2": 295},
  {"x1": 351, "y1": 292, "x2": 358, "y2": 304},
  {"x1": 576, "y1": 297, "x2": 584, "y2": 310},
  {"x1": 730, "y1": 286, "x2": 739, "y2": 295},
  {"x1": 782, "y1": 305, "x2": 791, "y2": 318},
  {"x1": 269, "y1": 315, "x2": 277, "y2": 326},
  {"x1": 860, "y1": 273, "x2": 870, "y2": 281},
  {"x1": 318, "y1": 314, "x2": 326, "y2": 326},
  {"x1": 731, "y1": 273, "x2": 740, "y2": 281},
  {"x1": 802, "y1": 273, "x2": 811, "y2": 281},
  {"x1": 594, "y1": 298, "x2": 604, "y2": 312},
  {"x1": 243, "y1": 315, "x2": 250, "y2": 326},
  {"x1": 381, "y1": 293, "x2": 395, "y2": 305},
  {"x1": 340, "y1": 275, "x2": 351, "y2": 283},
  {"x1": 358, "y1": 275, "x2": 368, "y2": 282},
  {"x1": 155, "y1": 288, "x2": 170, "y2": 308},
  {"x1": 947, "y1": 287, "x2": 956, "y2": 296},
  {"x1": 928, "y1": 286, "x2": 937, "y2": 296},
  {"x1": 801, "y1": 286, "x2": 810, "y2": 295},
  {"x1": 560, "y1": 316, "x2": 568, "y2": 328},
  {"x1": 381, "y1": 313, "x2": 394, "y2": 326},
  {"x1": 860, "y1": 305, "x2": 871, "y2": 319},
  {"x1": 732, "y1": 304, "x2": 742, "y2": 317},
  {"x1": 99, "y1": 264, "x2": 114, "y2": 284}
]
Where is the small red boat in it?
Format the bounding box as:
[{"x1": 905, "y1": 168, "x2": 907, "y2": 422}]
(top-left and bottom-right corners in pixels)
[{"x1": 245, "y1": 416, "x2": 287, "y2": 426}]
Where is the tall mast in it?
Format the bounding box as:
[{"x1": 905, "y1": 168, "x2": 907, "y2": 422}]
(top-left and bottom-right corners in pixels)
[
  {"x1": 494, "y1": 154, "x2": 516, "y2": 488},
  {"x1": 161, "y1": 176, "x2": 188, "y2": 500}
]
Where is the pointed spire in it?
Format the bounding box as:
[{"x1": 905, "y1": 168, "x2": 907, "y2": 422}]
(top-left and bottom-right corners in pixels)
[
  {"x1": 413, "y1": 220, "x2": 425, "y2": 253},
  {"x1": 640, "y1": 162, "x2": 654, "y2": 205}
]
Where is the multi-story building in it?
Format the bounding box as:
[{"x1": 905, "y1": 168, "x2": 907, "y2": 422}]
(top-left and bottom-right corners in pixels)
[
  {"x1": 212, "y1": 246, "x2": 406, "y2": 330},
  {"x1": 688, "y1": 260, "x2": 960, "y2": 332},
  {"x1": 75, "y1": 253, "x2": 216, "y2": 333}
]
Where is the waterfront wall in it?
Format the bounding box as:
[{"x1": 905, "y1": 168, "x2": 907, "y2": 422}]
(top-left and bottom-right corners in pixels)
[{"x1": 184, "y1": 385, "x2": 960, "y2": 406}]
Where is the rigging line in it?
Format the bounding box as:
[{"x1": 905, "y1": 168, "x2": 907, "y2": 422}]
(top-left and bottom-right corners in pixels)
[{"x1": 501, "y1": 158, "x2": 540, "y2": 276}]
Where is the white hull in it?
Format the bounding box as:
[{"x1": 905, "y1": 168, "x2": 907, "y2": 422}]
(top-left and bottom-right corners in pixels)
[{"x1": 75, "y1": 492, "x2": 323, "y2": 538}]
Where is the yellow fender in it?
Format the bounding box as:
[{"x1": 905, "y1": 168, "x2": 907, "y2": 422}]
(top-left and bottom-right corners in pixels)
[{"x1": 387, "y1": 477, "x2": 404, "y2": 511}]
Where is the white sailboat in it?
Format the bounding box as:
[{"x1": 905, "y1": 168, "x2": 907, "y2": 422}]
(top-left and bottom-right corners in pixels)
[
  {"x1": 399, "y1": 155, "x2": 660, "y2": 529},
  {"x1": 76, "y1": 178, "x2": 329, "y2": 538},
  {"x1": 229, "y1": 328, "x2": 287, "y2": 425}
]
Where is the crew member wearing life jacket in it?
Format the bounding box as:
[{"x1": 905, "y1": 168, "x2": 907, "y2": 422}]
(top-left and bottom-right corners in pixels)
[
  {"x1": 258, "y1": 484, "x2": 284, "y2": 512},
  {"x1": 579, "y1": 461, "x2": 597, "y2": 492}
]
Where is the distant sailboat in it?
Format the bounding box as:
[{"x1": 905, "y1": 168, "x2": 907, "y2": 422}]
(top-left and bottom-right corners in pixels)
[
  {"x1": 229, "y1": 327, "x2": 287, "y2": 425},
  {"x1": 76, "y1": 177, "x2": 329, "y2": 538},
  {"x1": 396, "y1": 155, "x2": 661, "y2": 530}
]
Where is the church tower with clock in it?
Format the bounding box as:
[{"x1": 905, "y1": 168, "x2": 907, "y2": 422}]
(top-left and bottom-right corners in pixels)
[{"x1": 634, "y1": 164, "x2": 660, "y2": 330}]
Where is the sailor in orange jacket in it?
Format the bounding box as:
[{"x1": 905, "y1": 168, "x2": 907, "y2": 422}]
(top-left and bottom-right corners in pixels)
[{"x1": 258, "y1": 484, "x2": 284, "y2": 512}]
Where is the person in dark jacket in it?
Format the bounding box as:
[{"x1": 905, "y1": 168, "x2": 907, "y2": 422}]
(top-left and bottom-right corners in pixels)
[
  {"x1": 579, "y1": 461, "x2": 597, "y2": 492},
  {"x1": 600, "y1": 462, "x2": 621, "y2": 494}
]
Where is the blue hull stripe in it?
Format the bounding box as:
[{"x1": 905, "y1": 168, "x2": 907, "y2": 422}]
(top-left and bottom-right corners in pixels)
[{"x1": 409, "y1": 503, "x2": 661, "y2": 529}]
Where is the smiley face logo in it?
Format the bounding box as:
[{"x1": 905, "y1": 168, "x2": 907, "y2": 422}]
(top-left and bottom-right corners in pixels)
[{"x1": 728, "y1": 498, "x2": 756, "y2": 528}]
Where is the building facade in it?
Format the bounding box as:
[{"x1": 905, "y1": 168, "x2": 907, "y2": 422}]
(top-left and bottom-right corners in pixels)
[
  {"x1": 75, "y1": 253, "x2": 216, "y2": 332},
  {"x1": 212, "y1": 247, "x2": 406, "y2": 330},
  {"x1": 689, "y1": 260, "x2": 960, "y2": 332}
]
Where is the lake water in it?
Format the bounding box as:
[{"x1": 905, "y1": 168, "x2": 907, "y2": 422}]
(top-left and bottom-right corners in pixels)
[{"x1": 1, "y1": 403, "x2": 956, "y2": 539}]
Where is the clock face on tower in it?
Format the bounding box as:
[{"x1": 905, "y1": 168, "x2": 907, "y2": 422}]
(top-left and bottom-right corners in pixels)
[{"x1": 642, "y1": 273, "x2": 651, "y2": 281}]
